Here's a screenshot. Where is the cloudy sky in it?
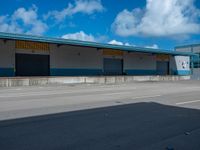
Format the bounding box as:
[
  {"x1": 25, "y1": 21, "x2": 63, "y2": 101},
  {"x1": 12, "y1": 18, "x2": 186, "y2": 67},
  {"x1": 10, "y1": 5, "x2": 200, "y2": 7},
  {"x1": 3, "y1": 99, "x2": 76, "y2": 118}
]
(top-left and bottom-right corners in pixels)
[{"x1": 0, "y1": 0, "x2": 200, "y2": 50}]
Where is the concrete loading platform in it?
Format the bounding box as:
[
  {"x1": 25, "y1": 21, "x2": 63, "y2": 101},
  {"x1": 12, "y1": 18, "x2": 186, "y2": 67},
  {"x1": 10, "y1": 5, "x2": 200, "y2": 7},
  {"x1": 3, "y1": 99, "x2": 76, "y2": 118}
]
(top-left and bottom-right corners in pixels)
[{"x1": 0, "y1": 75, "x2": 190, "y2": 87}]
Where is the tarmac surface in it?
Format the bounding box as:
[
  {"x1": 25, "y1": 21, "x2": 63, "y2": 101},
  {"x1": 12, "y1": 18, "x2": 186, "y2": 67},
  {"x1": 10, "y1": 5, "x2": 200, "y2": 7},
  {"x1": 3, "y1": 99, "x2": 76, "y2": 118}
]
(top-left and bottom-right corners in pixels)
[{"x1": 0, "y1": 80, "x2": 200, "y2": 150}]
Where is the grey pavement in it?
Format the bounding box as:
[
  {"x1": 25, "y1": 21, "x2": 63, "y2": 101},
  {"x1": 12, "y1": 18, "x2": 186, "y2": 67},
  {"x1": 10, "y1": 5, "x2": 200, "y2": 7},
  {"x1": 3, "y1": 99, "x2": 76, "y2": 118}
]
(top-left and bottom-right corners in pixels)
[{"x1": 0, "y1": 81, "x2": 200, "y2": 149}]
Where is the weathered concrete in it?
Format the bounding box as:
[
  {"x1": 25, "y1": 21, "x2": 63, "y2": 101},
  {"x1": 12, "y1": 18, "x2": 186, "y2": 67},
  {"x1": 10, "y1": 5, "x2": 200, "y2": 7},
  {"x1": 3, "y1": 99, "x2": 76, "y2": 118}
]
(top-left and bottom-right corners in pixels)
[
  {"x1": 0, "y1": 75, "x2": 191, "y2": 87},
  {"x1": 1, "y1": 81, "x2": 200, "y2": 150},
  {"x1": 85, "y1": 77, "x2": 106, "y2": 84}
]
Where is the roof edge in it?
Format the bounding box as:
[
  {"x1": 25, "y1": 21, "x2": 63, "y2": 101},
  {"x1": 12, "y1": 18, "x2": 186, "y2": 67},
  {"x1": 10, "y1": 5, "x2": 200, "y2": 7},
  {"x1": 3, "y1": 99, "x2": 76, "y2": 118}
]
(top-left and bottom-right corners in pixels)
[{"x1": 0, "y1": 32, "x2": 196, "y2": 56}]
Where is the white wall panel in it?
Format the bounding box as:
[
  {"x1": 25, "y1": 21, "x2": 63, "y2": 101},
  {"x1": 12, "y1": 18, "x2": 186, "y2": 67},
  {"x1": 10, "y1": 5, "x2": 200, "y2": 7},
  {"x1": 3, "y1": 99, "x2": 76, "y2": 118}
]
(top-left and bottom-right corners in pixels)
[
  {"x1": 0, "y1": 39, "x2": 15, "y2": 68},
  {"x1": 124, "y1": 52, "x2": 156, "y2": 70},
  {"x1": 50, "y1": 44, "x2": 103, "y2": 69}
]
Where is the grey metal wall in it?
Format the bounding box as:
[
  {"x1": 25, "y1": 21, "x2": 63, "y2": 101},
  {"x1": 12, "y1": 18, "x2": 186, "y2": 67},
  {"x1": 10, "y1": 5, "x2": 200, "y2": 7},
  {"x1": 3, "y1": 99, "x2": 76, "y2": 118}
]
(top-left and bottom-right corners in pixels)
[
  {"x1": 0, "y1": 39, "x2": 15, "y2": 76},
  {"x1": 193, "y1": 46, "x2": 200, "y2": 53},
  {"x1": 176, "y1": 47, "x2": 192, "y2": 52},
  {"x1": 176, "y1": 45, "x2": 200, "y2": 78},
  {"x1": 176, "y1": 45, "x2": 200, "y2": 53}
]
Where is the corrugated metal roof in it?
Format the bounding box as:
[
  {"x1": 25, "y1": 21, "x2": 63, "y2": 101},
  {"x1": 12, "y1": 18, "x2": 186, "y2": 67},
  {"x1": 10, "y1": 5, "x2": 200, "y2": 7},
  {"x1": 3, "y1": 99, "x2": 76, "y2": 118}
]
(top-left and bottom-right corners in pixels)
[{"x1": 0, "y1": 32, "x2": 196, "y2": 56}]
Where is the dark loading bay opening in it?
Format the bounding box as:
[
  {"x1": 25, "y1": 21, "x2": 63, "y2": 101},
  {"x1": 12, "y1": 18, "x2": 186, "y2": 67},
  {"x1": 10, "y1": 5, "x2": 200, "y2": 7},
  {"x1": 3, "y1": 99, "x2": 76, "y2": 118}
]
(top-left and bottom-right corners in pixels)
[
  {"x1": 103, "y1": 58, "x2": 123, "y2": 75},
  {"x1": 156, "y1": 61, "x2": 169, "y2": 75},
  {"x1": 15, "y1": 53, "x2": 50, "y2": 76}
]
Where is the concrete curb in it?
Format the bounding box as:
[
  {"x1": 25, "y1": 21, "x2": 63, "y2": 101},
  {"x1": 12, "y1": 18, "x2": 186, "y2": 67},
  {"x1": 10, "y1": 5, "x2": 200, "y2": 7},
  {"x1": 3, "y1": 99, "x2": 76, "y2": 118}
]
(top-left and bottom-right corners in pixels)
[{"x1": 0, "y1": 76, "x2": 191, "y2": 87}]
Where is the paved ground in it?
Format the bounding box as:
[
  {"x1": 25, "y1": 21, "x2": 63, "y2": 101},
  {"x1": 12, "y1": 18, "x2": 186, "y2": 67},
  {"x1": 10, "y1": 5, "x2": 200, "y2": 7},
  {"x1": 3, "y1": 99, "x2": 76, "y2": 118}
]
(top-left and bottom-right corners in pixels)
[{"x1": 0, "y1": 81, "x2": 200, "y2": 149}]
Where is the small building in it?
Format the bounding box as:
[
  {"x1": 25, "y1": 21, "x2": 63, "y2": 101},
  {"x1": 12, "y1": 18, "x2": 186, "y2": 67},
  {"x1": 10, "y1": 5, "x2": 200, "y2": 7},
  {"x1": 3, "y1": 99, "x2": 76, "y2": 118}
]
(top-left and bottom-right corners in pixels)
[
  {"x1": 0, "y1": 32, "x2": 194, "y2": 77},
  {"x1": 176, "y1": 44, "x2": 200, "y2": 80}
]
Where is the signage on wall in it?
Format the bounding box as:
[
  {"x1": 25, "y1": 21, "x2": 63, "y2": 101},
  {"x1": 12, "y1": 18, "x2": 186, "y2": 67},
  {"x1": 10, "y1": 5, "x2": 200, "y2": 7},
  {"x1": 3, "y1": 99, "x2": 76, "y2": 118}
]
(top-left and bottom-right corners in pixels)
[
  {"x1": 15, "y1": 40, "x2": 50, "y2": 52},
  {"x1": 156, "y1": 54, "x2": 169, "y2": 61},
  {"x1": 182, "y1": 61, "x2": 187, "y2": 69},
  {"x1": 103, "y1": 49, "x2": 124, "y2": 56}
]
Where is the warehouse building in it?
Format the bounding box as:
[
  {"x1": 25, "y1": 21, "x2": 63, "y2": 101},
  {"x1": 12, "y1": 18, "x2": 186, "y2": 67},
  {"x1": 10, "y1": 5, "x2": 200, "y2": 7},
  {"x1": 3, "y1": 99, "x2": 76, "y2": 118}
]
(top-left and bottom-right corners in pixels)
[
  {"x1": 0, "y1": 32, "x2": 194, "y2": 77},
  {"x1": 176, "y1": 44, "x2": 200, "y2": 79}
]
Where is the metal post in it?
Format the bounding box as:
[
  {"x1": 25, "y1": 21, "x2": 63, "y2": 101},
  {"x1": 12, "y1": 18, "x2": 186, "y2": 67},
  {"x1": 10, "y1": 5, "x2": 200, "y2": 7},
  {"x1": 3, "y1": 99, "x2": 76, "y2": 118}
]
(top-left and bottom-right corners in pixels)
[
  {"x1": 191, "y1": 46, "x2": 194, "y2": 76},
  {"x1": 197, "y1": 52, "x2": 200, "y2": 80}
]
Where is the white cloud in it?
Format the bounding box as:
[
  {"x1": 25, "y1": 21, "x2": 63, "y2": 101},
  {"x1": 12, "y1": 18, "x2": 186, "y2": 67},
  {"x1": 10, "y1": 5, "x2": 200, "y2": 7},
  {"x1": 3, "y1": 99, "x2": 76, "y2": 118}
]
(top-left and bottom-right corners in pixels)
[
  {"x1": 145, "y1": 44, "x2": 159, "y2": 49},
  {"x1": 108, "y1": 40, "x2": 134, "y2": 46},
  {"x1": 108, "y1": 40, "x2": 123, "y2": 45},
  {"x1": 45, "y1": 0, "x2": 104, "y2": 22},
  {"x1": 112, "y1": 0, "x2": 200, "y2": 37},
  {"x1": 108, "y1": 39, "x2": 159, "y2": 49},
  {"x1": 62, "y1": 31, "x2": 109, "y2": 43},
  {"x1": 62, "y1": 32, "x2": 158, "y2": 50},
  {"x1": 0, "y1": 16, "x2": 23, "y2": 33},
  {"x1": 12, "y1": 6, "x2": 38, "y2": 25},
  {"x1": 0, "y1": 5, "x2": 48, "y2": 35},
  {"x1": 62, "y1": 31, "x2": 95, "y2": 42},
  {"x1": 124, "y1": 42, "x2": 132, "y2": 46}
]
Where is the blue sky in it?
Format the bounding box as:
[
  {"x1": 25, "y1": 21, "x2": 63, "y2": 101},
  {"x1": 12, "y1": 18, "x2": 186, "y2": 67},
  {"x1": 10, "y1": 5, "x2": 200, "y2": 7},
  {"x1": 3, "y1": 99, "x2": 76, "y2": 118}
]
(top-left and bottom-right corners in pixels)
[{"x1": 0, "y1": 0, "x2": 200, "y2": 50}]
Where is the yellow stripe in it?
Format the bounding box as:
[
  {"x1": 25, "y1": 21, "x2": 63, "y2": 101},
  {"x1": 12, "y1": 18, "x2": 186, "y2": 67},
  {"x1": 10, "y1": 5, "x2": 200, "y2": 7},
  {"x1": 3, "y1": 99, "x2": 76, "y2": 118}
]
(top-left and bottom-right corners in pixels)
[
  {"x1": 16, "y1": 40, "x2": 50, "y2": 51},
  {"x1": 103, "y1": 49, "x2": 123, "y2": 56}
]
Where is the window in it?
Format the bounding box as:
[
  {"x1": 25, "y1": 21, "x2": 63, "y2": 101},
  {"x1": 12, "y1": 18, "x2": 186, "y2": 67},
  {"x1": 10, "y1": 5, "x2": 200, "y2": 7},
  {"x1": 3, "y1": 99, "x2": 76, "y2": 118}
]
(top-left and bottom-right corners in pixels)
[
  {"x1": 193, "y1": 62, "x2": 200, "y2": 68},
  {"x1": 192, "y1": 53, "x2": 200, "y2": 68}
]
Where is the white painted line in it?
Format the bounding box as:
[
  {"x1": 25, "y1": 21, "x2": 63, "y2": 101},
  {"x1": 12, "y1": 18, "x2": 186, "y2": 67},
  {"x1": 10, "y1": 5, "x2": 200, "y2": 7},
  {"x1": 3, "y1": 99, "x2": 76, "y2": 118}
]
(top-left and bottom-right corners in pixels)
[
  {"x1": 176, "y1": 100, "x2": 200, "y2": 105},
  {"x1": 132, "y1": 95, "x2": 161, "y2": 100},
  {"x1": 102, "y1": 92, "x2": 132, "y2": 96},
  {"x1": 0, "y1": 85, "x2": 138, "y2": 98},
  {"x1": 0, "y1": 91, "x2": 74, "y2": 98},
  {"x1": 0, "y1": 89, "x2": 136, "y2": 98}
]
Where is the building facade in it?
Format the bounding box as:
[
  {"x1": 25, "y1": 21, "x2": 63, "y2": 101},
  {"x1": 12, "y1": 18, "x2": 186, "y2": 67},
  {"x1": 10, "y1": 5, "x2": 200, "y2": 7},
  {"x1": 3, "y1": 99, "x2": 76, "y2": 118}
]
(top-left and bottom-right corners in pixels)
[
  {"x1": 176, "y1": 44, "x2": 200, "y2": 80},
  {"x1": 0, "y1": 32, "x2": 193, "y2": 77}
]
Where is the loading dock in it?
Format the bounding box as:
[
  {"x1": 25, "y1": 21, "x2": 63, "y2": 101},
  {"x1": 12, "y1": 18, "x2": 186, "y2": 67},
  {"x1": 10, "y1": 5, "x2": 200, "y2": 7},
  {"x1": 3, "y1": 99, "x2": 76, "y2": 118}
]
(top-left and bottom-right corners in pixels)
[
  {"x1": 0, "y1": 32, "x2": 194, "y2": 77},
  {"x1": 103, "y1": 49, "x2": 124, "y2": 75},
  {"x1": 15, "y1": 53, "x2": 49, "y2": 76},
  {"x1": 156, "y1": 61, "x2": 169, "y2": 75},
  {"x1": 103, "y1": 58, "x2": 123, "y2": 75},
  {"x1": 15, "y1": 40, "x2": 50, "y2": 76},
  {"x1": 156, "y1": 54, "x2": 170, "y2": 75}
]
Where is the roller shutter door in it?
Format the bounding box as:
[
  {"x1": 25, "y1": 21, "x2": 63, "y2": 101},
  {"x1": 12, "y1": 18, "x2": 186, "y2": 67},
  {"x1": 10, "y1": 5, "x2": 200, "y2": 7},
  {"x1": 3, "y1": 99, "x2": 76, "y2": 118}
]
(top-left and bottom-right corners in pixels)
[
  {"x1": 156, "y1": 61, "x2": 169, "y2": 75},
  {"x1": 16, "y1": 54, "x2": 49, "y2": 76},
  {"x1": 104, "y1": 58, "x2": 123, "y2": 75}
]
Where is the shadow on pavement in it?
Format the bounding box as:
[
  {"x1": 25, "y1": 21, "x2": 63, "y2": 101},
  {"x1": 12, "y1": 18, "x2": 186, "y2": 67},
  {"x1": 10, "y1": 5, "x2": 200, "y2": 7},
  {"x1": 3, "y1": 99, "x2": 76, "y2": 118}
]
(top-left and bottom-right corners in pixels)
[{"x1": 0, "y1": 102, "x2": 200, "y2": 150}]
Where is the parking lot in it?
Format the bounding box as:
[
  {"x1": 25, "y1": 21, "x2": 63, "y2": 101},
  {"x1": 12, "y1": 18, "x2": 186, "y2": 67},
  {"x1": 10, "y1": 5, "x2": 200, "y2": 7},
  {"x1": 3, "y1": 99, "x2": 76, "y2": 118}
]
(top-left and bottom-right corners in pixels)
[{"x1": 0, "y1": 81, "x2": 200, "y2": 149}]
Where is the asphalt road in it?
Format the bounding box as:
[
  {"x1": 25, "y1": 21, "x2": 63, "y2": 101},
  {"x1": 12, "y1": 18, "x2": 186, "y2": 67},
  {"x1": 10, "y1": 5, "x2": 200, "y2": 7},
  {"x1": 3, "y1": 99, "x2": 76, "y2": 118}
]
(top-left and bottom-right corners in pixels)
[{"x1": 0, "y1": 81, "x2": 200, "y2": 150}]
